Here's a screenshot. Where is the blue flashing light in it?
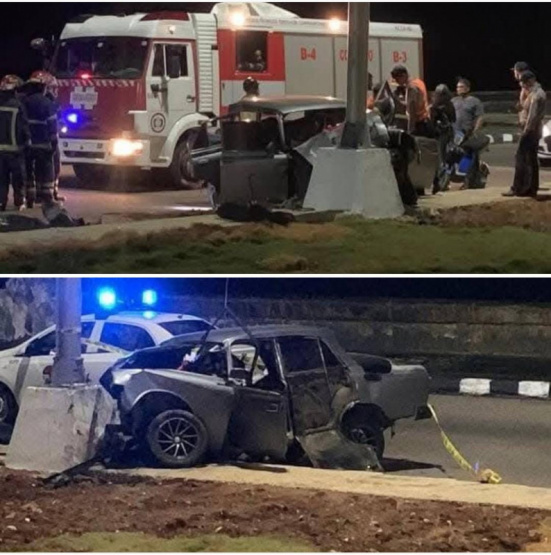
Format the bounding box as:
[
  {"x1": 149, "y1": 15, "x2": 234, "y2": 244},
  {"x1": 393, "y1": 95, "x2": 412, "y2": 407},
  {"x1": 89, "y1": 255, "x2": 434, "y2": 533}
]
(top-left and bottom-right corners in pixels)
[
  {"x1": 97, "y1": 287, "x2": 117, "y2": 311},
  {"x1": 142, "y1": 310, "x2": 157, "y2": 320},
  {"x1": 67, "y1": 112, "x2": 79, "y2": 125},
  {"x1": 142, "y1": 289, "x2": 158, "y2": 307}
]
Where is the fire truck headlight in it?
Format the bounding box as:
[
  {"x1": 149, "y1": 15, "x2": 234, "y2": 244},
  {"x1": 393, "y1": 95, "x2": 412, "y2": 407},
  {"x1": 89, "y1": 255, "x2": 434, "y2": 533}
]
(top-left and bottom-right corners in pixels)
[
  {"x1": 112, "y1": 139, "x2": 144, "y2": 158},
  {"x1": 60, "y1": 126, "x2": 68, "y2": 135}
]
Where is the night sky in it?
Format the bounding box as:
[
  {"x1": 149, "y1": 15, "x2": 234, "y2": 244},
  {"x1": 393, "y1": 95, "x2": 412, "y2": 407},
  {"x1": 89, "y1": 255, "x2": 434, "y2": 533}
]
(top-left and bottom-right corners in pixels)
[{"x1": 0, "y1": 2, "x2": 547, "y2": 91}]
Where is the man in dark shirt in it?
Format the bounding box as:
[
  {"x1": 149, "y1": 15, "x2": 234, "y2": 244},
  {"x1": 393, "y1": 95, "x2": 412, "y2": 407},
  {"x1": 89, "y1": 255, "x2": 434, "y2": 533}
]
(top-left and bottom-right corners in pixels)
[{"x1": 452, "y1": 78, "x2": 489, "y2": 188}]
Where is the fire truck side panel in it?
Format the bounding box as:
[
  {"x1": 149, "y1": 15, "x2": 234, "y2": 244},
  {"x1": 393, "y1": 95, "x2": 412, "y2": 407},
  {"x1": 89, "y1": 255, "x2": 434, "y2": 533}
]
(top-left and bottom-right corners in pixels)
[
  {"x1": 380, "y1": 39, "x2": 421, "y2": 81},
  {"x1": 333, "y1": 37, "x2": 381, "y2": 99},
  {"x1": 283, "y1": 35, "x2": 334, "y2": 96},
  {"x1": 217, "y1": 29, "x2": 286, "y2": 111}
]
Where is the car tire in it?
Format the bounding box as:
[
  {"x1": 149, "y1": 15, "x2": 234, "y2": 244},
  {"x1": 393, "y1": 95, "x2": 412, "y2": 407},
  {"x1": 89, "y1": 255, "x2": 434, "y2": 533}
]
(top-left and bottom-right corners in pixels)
[
  {"x1": 347, "y1": 424, "x2": 385, "y2": 460},
  {"x1": 0, "y1": 384, "x2": 18, "y2": 427},
  {"x1": 145, "y1": 409, "x2": 209, "y2": 468},
  {"x1": 169, "y1": 134, "x2": 206, "y2": 190}
]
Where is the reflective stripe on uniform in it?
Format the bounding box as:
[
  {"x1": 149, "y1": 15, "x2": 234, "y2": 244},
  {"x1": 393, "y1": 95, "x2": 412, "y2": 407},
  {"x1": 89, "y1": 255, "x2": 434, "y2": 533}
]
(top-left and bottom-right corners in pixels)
[{"x1": 0, "y1": 106, "x2": 18, "y2": 150}]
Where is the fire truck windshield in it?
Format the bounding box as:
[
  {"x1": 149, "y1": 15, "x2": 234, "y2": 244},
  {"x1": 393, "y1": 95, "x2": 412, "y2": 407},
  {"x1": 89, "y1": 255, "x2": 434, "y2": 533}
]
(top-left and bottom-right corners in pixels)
[{"x1": 53, "y1": 37, "x2": 149, "y2": 79}]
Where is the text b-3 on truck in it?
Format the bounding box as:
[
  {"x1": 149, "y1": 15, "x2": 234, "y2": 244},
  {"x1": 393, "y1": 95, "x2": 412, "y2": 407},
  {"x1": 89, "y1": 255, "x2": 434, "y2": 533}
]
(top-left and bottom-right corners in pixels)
[{"x1": 41, "y1": 2, "x2": 423, "y2": 188}]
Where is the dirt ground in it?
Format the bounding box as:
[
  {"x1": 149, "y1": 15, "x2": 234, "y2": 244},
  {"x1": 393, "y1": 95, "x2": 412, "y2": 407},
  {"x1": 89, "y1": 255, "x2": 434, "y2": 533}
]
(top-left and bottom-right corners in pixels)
[
  {"x1": 435, "y1": 198, "x2": 551, "y2": 232},
  {"x1": 0, "y1": 467, "x2": 549, "y2": 552}
]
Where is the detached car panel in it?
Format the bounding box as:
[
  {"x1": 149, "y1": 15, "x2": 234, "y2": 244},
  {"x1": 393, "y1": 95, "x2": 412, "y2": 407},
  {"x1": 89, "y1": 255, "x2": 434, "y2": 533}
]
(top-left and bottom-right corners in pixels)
[{"x1": 101, "y1": 325, "x2": 430, "y2": 470}]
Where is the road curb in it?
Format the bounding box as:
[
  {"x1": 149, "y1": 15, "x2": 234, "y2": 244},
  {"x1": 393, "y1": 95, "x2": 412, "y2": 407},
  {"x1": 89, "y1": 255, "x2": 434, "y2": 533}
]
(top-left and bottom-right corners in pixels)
[
  {"x1": 431, "y1": 377, "x2": 550, "y2": 399},
  {"x1": 485, "y1": 133, "x2": 519, "y2": 145}
]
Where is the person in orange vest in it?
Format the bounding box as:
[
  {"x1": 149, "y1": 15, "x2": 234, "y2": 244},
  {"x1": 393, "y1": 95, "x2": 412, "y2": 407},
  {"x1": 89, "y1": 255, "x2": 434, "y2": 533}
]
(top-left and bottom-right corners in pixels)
[{"x1": 390, "y1": 65, "x2": 431, "y2": 136}]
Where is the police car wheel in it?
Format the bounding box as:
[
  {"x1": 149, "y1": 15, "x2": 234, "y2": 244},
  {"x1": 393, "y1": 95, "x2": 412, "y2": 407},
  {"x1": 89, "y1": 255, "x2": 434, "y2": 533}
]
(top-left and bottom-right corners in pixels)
[
  {"x1": 0, "y1": 384, "x2": 17, "y2": 426},
  {"x1": 170, "y1": 139, "x2": 205, "y2": 190}
]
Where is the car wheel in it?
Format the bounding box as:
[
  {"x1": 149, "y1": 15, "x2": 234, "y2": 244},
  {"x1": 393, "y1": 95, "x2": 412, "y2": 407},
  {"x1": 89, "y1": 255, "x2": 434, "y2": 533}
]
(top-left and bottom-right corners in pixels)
[
  {"x1": 145, "y1": 409, "x2": 208, "y2": 468},
  {"x1": 169, "y1": 135, "x2": 206, "y2": 190},
  {"x1": 347, "y1": 424, "x2": 385, "y2": 460},
  {"x1": 0, "y1": 384, "x2": 18, "y2": 426}
]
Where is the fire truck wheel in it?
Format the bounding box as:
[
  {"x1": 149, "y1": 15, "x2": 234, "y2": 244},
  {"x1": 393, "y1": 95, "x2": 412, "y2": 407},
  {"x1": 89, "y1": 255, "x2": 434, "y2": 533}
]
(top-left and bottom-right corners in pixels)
[{"x1": 170, "y1": 137, "x2": 205, "y2": 190}]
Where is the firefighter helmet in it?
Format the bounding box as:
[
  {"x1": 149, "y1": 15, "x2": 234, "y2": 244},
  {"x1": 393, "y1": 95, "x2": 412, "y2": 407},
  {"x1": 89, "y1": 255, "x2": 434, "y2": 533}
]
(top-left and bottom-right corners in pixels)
[
  {"x1": 28, "y1": 70, "x2": 56, "y2": 87},
  {"x1": 243, "y1": 76, "x2": 259, "y2": 95},
  {"x1": 0, "y1": 74, "x2": 23, "y2": 91}
]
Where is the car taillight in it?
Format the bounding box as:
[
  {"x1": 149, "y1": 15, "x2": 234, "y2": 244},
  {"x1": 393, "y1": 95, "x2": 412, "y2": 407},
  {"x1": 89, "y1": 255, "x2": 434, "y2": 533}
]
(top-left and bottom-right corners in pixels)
[{"x1": 43, "y1": 365, "x2": 53, "y2": 385}]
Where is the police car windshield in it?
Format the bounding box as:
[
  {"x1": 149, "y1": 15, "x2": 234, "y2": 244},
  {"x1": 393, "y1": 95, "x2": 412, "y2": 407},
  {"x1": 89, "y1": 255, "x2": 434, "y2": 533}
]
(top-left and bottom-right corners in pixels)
[{"x1": 53, "y1": 37, "x2": 149, "y2": 79}]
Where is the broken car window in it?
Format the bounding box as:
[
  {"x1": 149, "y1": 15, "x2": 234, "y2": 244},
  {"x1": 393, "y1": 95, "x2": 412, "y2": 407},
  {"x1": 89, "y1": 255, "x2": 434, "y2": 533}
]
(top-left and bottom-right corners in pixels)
[{"x1": 278, "y1": 337, "x2": 324, "y2": 373}]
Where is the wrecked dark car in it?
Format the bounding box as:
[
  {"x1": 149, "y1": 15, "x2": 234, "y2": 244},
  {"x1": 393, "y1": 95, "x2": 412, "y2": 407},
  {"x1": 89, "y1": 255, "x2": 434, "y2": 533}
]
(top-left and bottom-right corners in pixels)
[
  {"x1": 192, "y1": 95, "x2": 436, "y2": 210},
  {"x1": 100, "y1": 325, "x2": 430, "y2": 470}
]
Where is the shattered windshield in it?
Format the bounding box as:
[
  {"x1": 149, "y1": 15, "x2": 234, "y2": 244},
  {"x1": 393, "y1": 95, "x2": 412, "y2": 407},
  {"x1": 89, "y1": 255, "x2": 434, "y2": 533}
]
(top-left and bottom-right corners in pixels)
[
  {"x1": 53, "y1": 37, "x2": 149, "y2": 79},
  {"x1": 121, "y1": 342, "x2": 228, "y2": 378}
]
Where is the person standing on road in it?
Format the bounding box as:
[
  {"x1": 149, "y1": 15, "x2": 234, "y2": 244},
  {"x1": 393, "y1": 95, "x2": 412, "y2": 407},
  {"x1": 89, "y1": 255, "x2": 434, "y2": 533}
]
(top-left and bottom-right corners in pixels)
[
  {"x1": 430, "y1": 84, "x2": 456, "y2": 194},
  {"x1": 511, "y1": 61, "x2": 531, "y2": 117},
  {"x1": 503, "y1": 71, "x2": 547, "y2": 198},
  {"x1": 452, "y1": 78, "x2": 489, "y2": 189},
  {"x1": 0, "y1": 75, "x2": 31, "y2": 212},
  {"x1": 20, "y1": 70, "x2": 60, "y2": 212},
  {"x1": 390, "y1": 64, "x2": 431, "y2": 136}
]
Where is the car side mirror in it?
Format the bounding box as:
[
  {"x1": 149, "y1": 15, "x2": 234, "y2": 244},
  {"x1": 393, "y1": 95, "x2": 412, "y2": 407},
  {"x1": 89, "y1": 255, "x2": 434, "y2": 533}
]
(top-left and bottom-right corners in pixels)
[
  {"x1": 167, "y1": 57, "x2": 181, "y2": 79},
  {"x1": 150, "y1": 83, "x2": 167, "y2": 94},
  {"x1": 30, "y1": 38, "x2": 48, "y2": 52}
]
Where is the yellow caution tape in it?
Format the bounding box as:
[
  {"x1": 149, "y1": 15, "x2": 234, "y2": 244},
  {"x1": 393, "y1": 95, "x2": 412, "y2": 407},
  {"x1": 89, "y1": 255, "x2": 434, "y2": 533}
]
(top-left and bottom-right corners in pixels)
[{"x1": 428, "y1": 404, "x2": 502, "y2": 485}]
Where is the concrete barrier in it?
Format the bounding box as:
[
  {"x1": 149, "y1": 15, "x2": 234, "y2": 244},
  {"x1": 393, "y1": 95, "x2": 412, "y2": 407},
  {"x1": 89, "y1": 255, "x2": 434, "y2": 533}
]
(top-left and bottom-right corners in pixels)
[
  {"x1": 304, "y1": 147, "x2": 404, "y2": 219},
  {"x1": 5, "y1": 385, "x2": 115, "y2": 473}
]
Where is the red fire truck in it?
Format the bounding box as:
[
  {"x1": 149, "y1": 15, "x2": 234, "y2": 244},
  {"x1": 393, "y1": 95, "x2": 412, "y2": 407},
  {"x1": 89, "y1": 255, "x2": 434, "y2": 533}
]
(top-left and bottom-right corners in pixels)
[{"x1": 47, "y1": 2, "x2": 423, "y2": 188}]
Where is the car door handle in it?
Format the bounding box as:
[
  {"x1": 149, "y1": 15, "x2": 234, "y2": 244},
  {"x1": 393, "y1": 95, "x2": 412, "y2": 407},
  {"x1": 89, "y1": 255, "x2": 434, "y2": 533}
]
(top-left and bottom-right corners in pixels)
[
  {"x1": 265, "y1": 403, "x2": 280, "y2": 414},
  {"x1": 187, "y1": 95, "x2": 196, "y2": 103}
]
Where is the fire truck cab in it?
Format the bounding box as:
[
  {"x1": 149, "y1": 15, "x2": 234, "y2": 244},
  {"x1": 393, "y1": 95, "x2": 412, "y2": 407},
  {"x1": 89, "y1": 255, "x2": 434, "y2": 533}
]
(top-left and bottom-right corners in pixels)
[{"x1": 50, "y1": 3, "x2": 423, "y2": 188}]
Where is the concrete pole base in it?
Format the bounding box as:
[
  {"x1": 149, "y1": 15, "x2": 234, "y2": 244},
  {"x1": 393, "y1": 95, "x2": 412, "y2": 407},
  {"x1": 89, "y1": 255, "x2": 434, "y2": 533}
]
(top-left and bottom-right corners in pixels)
[
  {"x1": 5, "y1": 385, "x2": 115, "y2": 473},
  {"x1": 304, "y1": 147, "x2": 404, "y2": 219}
]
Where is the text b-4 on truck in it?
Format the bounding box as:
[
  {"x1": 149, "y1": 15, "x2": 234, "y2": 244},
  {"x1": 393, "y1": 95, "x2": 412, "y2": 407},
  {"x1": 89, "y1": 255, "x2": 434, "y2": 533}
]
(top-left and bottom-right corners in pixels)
[{"x1": 44, "y1": 2, "x2": 423, "y2": 189}]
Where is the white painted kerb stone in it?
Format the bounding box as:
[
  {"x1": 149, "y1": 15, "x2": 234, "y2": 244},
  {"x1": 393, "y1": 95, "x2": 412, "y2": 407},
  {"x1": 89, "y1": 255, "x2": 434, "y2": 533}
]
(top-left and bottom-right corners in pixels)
[
  {"x1": 518, "y1": 381, "x2": 550, "y2": 399},
  {"x1": 459, "y1": 378, "x2": 491, "y2": 396},
  {"x1": 304, "y1": 147, "x2": 404, "y2": 219},
  {"x1": 5, "y1": 385, "x2": 115, "y2": 473}
]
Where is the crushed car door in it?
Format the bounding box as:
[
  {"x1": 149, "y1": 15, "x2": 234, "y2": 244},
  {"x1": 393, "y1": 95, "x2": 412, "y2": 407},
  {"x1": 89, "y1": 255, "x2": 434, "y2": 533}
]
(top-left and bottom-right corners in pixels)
[
  {"x1": 226, "y1": 340, "x2": 288, "y2": 460},
  {"x1": 277, "y1": 336, "x2": 383, "y2": 471}
]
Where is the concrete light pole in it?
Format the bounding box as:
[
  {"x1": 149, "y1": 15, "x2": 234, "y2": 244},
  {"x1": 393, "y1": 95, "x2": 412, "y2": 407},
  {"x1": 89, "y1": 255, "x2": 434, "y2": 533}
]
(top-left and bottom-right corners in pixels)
[
  {"x1": 6, "y1": 278, "x2": 115, "y2": 474},
  {"x1": 341, "y1": 2, "x2": 371, "y2": 149},
  {"x1": 303, "y1": 2, "x2": 404, "y2": 219},
  {"x1": 52, "y1": 278, "x2": 85, "y2": 386}
]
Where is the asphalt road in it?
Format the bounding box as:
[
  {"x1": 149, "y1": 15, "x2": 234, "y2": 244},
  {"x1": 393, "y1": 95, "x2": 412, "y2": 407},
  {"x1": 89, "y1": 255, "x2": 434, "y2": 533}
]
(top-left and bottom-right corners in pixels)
[
  {"x1": 385, "y1": 394, "x2": 551, "y2": 489},
  {"x1": 4, "y1": 144, "x2": 551, "y2": 222}
]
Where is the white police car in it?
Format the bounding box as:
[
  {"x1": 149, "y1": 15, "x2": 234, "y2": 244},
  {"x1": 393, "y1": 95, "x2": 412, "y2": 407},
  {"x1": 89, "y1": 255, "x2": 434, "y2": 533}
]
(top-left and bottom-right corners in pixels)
[
  {"x1": 538, "y1": 120, "x2": 551, "y2": 162},
  {"x1": 0, "y1": 311, "x2": 213, "y2": 428}
]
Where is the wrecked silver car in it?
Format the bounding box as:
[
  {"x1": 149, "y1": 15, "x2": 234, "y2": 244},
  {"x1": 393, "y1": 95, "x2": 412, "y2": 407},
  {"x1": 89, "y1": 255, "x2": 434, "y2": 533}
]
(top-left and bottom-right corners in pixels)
[
  {"x1": 100, "y1": 326, "x2": 430, "y2": 470},
  {"x1": 192, "y1": 95, "x2": 434, "y2": 210}
]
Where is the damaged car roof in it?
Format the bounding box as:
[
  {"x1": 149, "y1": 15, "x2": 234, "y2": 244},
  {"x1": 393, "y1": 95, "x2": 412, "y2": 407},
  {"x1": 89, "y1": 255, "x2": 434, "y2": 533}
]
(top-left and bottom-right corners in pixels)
[
  {"x1": 230, "y1": 95, "x2": 346, "y2": 115},
  {"x1": 161, "y1": 324, "x2": 336, "y2": 348}
]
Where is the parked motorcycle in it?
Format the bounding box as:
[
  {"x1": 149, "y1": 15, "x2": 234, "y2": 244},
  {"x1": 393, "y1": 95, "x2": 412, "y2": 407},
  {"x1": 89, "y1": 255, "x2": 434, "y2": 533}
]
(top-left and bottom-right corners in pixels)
[{"x1": 436, "y1": 131, "x2": 490, "y2": 192}]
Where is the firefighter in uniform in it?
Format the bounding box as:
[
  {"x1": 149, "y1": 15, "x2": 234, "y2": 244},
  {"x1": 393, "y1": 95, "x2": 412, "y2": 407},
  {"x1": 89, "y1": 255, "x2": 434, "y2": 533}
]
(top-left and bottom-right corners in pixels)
[
  {"x1": 0, "y1": 75, "x2": 31, "y2": 211},
  {"x1": 20, "y1": 70, "x2": 59, "y2": 211}
]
